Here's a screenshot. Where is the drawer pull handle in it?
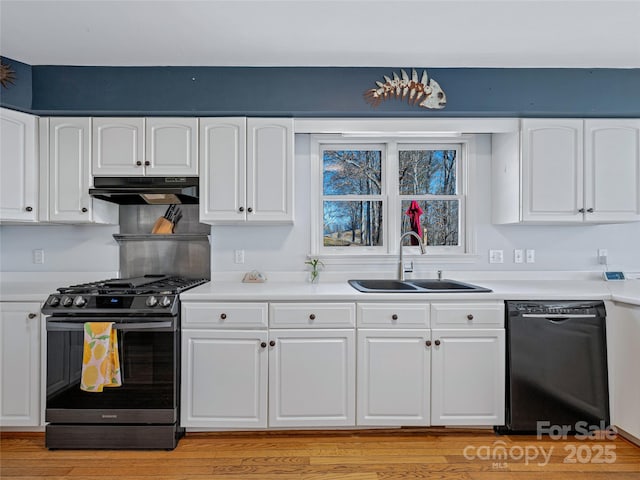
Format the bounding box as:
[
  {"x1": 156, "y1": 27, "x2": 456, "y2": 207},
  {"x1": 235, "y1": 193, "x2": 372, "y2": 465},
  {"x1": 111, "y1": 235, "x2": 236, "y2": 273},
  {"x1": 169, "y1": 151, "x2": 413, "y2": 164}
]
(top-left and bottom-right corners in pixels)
[
  {"x1": 425, "y1": 340, "x2": 432, "y2": 347},
  {"x1": 309, "y1": 314, "x2": 316, "y2": 320},
  {"x1": 144, "y1": 161, "x2": 150, "y2": 166},
  {"x1": 25, "y1": 206, "x2": 33, "y2": 212},
  {"x1": 247, "y1": 207, "x2": 253, "y2": 213},
  {"x1": 28, "y1": 313, "x2": 37, "y2": 319},
  {"x1": 220, "y1": 313, "x2": 227, "y2": 320},
  {"x1": 81, "y1": 207, "x2": 88, "y2": 213},
  {"x1": 434, "y1": 339, "x2": 441, "y2": 346},
  {"x1": 269, "y1": 340, "x2": 276, "y2": 347},
  {"x1": 391, "y1": 314, "x2": 398, "y2": 320},
  {"x1": 239, "y1": 206, "x2": 245, "y2": 212},
  {"x1": 136, "y1": 161, "x2": 142, "y2": 166},
  {"x1": 467, "y1": 314, "x2": 474, "y2": 320},
  {"x1": 260, "y1": 342, "x2": 267, "y2": 348}
]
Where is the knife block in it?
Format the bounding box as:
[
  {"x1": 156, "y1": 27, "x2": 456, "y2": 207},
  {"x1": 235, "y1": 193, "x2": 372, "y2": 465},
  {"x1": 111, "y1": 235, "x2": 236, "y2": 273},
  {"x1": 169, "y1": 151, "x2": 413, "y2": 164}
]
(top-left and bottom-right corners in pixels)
[{"x1": 151, "y1": 217, "x2": 174, "y2": 234}]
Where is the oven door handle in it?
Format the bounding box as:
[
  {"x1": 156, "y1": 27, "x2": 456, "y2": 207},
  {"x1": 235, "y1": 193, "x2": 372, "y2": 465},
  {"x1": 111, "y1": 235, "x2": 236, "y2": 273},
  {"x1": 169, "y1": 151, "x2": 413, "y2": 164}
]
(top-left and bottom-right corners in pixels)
[{"x1": 46, "y1": 320, "x2": 175, "y2": 332}]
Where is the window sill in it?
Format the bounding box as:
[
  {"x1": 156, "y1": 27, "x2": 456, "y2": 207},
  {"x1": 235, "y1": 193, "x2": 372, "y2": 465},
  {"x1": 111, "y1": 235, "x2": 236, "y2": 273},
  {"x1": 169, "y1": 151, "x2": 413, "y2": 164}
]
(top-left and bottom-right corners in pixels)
[{"x1": 310, "y1": 253, "x2": 481, "y2": 266}]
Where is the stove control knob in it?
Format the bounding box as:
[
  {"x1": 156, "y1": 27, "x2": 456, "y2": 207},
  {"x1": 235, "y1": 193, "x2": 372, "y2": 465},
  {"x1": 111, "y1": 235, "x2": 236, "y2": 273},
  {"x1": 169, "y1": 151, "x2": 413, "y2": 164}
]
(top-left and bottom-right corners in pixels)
[
  {"x1": 48, "y1": 296, "x2": 61, "y2": 307},
  {"x1": 73, "y1": 296, "x2": 87, "y2": 307},
  {"x1": 160, "y1": 296, "x2": 172, "y2": 308},
  {"x1": 61, "y1": 296, "x2": 73, "y2": 307},
  {"x1": 146, "y1": 296, "x2": 158, "y2": 307}
]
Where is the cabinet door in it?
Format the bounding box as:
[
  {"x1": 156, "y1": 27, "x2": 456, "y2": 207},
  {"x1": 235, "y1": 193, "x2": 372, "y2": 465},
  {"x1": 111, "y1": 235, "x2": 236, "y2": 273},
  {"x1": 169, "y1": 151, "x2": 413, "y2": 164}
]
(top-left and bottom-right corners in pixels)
[
  {"x1": 0, "y1": 108, "x2": 38, "y2": 222},
  {"x1": 0, "y1": 303, "x2": 41, "y2": 427},
  {"x1": 247, "y1": 118, "x2": 294, "y2": 223},
  {"x1": 92, "y1": 118, "x2": 144, "y2": 176},
  {"x1": 431, "y1": 329, "x2": 505, "y2": 426},
  {"x1": 607, "y1": 303, "x2": 640, "y2": 440},
  {"x1": 146, "y1": 118, "x2": 198, "y2": 176},
  {"x1": 585, "y1": 119, "x2": 640, "y2": 223},
  {"x1": 357, "y1": 329, "x2": 430, "y2": 426},
  {"x1": 521, "y1": 119, "x2": 584, "y2": 222},
  {"x1": 49, "y1": 118, "x2": 93, "y2": 222},
  {"x1": 199, "y1": 118, "x2": 246, "y2": 223},
  {"x1": 181, "y1": 330, "x2": 268, "y2": 429},
  {"x1": 269, "y1": 329, "x2": 355, "y2": 427}
]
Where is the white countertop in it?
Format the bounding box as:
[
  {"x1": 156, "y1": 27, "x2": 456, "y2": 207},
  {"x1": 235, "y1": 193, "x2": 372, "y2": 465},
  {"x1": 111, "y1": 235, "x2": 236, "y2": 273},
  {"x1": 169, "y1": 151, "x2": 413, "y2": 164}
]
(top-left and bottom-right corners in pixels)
[
  {"x1": 180, "y1": 279, "x2": 638, "y2": 304},
  {"x1": 2, "y1": 273, "x2": 639, "y2": 306}
]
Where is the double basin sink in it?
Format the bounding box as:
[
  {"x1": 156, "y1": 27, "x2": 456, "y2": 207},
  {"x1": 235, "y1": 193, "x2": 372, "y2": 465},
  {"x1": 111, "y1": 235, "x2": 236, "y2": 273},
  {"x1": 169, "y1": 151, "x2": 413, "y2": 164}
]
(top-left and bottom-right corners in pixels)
[{"x1": 349, "y1": 278, "x2": 492, "y2": 293}]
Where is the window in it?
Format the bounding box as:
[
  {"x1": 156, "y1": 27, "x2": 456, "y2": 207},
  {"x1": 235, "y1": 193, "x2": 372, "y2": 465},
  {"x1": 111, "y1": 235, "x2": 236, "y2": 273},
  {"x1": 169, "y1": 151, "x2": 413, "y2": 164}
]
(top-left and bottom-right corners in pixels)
[{"x1": 311, "y1": 136, "x2": 474, "y2": 259}]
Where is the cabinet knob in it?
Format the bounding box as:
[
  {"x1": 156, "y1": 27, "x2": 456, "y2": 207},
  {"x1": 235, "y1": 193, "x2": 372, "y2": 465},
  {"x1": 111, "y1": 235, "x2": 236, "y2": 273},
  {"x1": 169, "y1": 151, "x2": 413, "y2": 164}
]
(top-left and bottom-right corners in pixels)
[
  {"x1": 136, "y1": 161, "x2": 142, "y2": 166},
  {"x1": 144, "y1": 161, "x2": 150, "y2": 166},
  {"x1": 239, "y1": 206, "x2": 245, "y2": 212},
  {"x1": 269, "y1": 340, "x2": 276, "y2": 347},
  {"x1": 425, "y1": 340, "x2": 432, "y2": 347},
  {"x1": 467, "y1": 314, "x2": 474, "y2": 320},
  {"x1": 25, "y1": 206, "x2": 33, "y2": 212},
  {"x1": 260, "y1": 342, "x2": 267, "y2": 348},
  {"x1": 391, "y1": 314, "x2": 398, "y2": 320},
  {"x1": 309, "y1": 314, "x2": 316, "y2": 320},
  {"x1": 578, "y1": 208, "x2": 585, "y2": 213},
  {"x1": 247, "y1": 207, "x2": 253, "y2": 213},
  {"x1": 28, "y1": 313, "x2": 37, "y2": 319},
  {"x1": 434, "y1": 339, "x2": 441, "y2": 346},
  {"x1": 220, "y1": 313, "x2": 227, "y2": 320},
  {"x1": 587, "y1": 208, "x2": 594, "y2": 213},
  {"x1": 81, "y1": 207, "x2": 88, "y2": 213}
]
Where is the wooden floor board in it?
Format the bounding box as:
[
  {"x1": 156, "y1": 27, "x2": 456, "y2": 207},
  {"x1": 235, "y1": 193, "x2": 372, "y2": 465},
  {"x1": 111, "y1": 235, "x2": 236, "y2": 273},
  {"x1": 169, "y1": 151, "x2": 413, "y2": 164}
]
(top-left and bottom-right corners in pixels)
[{"x1": 1, "y1": 429, "x2": 638, "y2": 479}]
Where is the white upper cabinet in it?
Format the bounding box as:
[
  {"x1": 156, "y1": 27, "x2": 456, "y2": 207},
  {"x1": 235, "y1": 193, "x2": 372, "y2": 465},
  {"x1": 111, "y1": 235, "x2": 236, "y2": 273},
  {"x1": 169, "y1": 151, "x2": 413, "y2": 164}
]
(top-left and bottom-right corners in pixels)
[
  {"x1": 92, "y1": 118, "x2": 145, "y2": 176},
  {"x1": 145, "y1": 118, "x2": 198, "y2": 176},
  {"x1": 492, "y1": 118, "x2": 640, "y2": 224},
  {"x1": 585, "y1": 119, "x2": 640, "y2": 223},
  {"x1": 0, "y1": 108, "x2": 39, "y2": 222},
  {"x1": 199, "y1": 117, "x2": 294, "y2": 224},
  {"x1": 92, "y1": 117, "x2": 197, "y2": 176},
  {"x1": 45, "y1": 117, "x2": 117, "y2": 224}
]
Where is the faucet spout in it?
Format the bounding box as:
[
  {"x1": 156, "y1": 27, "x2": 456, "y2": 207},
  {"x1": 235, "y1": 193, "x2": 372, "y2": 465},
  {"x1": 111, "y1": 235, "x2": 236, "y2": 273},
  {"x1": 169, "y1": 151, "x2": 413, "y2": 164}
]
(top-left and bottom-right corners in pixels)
[{"x1": 398, "y1": 231, "x2": 426, "y2": 281}]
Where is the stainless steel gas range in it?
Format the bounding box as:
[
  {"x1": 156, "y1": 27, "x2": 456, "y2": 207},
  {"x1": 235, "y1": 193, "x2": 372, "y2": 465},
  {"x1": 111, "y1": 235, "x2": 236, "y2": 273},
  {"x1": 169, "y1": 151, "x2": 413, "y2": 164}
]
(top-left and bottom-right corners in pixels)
[{"x1": 41, "y1": 274, "x2": 208, "y2": 450}]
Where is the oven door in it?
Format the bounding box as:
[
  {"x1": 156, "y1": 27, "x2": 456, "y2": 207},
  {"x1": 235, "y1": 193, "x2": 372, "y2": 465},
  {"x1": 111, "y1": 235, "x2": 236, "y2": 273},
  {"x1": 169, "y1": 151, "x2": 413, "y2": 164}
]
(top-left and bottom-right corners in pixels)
[{"x1": 45, "y1": 317, "x2": 179, "y2": 424}]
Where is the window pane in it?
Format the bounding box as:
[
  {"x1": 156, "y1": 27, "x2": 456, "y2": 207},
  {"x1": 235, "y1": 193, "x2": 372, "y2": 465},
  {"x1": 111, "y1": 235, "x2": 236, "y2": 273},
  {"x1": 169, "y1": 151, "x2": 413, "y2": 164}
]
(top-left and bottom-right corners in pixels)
[
  {"x1": 401, "y1": 200, "x2": 459, "y2": 246},
  {"x1": 323, "y1": 150, "x2": 382, "y2": 195},
  {"x1": 399, "y1": 149, "x2": 457, "y2": 195},
  {"x1": 323, "y1": 201, "x2": 383, "y2": 247}
]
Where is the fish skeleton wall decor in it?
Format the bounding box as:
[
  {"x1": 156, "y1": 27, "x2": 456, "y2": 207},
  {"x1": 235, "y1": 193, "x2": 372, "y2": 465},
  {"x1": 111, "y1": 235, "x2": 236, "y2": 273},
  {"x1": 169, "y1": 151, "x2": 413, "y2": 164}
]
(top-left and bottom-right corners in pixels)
[{"x1": 364, "y1": 69, "x2": 446, "y2": 110}]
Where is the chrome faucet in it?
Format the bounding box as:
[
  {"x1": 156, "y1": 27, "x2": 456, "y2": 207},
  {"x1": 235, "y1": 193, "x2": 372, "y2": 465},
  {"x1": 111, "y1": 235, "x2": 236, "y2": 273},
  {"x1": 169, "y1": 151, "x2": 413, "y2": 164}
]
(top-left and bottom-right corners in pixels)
[{"x1": 398, "y1": 231, "x2": 426, "y2": 281}]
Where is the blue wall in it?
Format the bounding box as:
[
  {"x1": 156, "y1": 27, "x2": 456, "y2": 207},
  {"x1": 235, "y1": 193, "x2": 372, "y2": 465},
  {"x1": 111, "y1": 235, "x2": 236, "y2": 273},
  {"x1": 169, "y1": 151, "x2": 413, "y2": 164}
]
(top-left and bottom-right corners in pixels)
[
  {"x1": 0, "y1": 57, "x2": 32, "y2": 112},
  {"x1": 2, "y1": 57, "x2": 639, "y2": 117}
]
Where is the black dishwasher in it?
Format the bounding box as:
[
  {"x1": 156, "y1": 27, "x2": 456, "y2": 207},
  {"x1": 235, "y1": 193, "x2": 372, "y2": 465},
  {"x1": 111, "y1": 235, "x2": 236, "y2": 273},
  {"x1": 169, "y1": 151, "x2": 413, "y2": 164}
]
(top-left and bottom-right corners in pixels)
[{"x1": 499, "y1": 301, "x2": 610, "y2": 434}]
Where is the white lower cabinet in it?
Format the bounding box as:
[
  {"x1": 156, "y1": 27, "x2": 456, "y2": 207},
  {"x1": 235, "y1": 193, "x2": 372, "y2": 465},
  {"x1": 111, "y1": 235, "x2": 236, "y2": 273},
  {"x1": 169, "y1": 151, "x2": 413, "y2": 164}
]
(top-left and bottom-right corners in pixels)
[
  {"x1": 607, "y1": 301, "x2": 640, "y2": 441},
  {"x1": 182, "y1": 300, "x2": 503, "y2": 430},
  {"x1": 430, "y1": 328, "x2": 505, "y2": 426},
  {"x1": 0, "y1": 303, "x2": 42, "y2": 427},
  {"x1": 268, "y1": 329, "x2": 355, "y2": 427},
  {"x1": 357, "y1": 329, "x2": 431, "y2": 426},
  {"x1": 181, "y1": 329, "x2": 268, "y2": 429}
]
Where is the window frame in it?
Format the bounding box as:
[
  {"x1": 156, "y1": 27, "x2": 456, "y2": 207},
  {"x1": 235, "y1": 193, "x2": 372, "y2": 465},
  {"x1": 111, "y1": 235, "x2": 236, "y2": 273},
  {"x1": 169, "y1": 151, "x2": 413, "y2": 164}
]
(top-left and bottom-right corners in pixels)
[{"x1": 310, "y1": 134, "x2": 478, "y2": 264}]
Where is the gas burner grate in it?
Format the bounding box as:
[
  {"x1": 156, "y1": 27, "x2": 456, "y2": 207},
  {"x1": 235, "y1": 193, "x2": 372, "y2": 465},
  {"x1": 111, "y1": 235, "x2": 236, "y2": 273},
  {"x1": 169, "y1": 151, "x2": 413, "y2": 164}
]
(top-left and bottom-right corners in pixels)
[{"x1": 57, "y1": 275, "x2": 209, "y2": 295}]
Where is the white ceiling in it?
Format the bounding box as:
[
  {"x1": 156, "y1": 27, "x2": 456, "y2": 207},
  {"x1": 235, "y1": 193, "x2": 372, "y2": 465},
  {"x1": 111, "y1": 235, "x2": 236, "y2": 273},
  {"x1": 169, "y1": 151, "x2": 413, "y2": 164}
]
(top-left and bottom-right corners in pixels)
[{"x1": 1, "y1": 0, "x2": 639, "y2": 68}]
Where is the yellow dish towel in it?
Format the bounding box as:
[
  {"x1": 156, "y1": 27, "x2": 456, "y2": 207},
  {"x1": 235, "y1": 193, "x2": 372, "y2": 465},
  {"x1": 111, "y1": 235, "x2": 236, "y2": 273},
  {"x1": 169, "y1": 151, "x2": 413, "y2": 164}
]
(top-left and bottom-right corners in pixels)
[{"x1": 81, "y1": 322, "x2": 122, "y2": 392}]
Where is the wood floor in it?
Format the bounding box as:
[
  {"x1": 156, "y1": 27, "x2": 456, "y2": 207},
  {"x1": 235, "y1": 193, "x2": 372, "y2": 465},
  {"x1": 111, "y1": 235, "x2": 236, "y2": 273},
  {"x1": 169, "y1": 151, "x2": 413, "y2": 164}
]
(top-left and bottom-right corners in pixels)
[{"x1": 2, "y1": 429, "x2": 639, "y2": 479}]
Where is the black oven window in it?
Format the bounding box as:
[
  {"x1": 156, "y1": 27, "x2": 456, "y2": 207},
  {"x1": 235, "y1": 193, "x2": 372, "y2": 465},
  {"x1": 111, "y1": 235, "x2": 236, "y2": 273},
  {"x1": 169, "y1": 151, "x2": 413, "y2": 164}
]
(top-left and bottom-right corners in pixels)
[{"x1": 47, "y1": 329, "x2": 177, "y2": 410}]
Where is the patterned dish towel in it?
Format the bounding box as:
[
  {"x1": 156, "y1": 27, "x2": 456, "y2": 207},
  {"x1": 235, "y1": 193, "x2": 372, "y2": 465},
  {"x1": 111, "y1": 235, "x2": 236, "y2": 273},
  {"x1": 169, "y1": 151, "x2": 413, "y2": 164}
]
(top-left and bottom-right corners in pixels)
[{"x1": 81, "y1": 322, "x2": 122, "y2": 392}]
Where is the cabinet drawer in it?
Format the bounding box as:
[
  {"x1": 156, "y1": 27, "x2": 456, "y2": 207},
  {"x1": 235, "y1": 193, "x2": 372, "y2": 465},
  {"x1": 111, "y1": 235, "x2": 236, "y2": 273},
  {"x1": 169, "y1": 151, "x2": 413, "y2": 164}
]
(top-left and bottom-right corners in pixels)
[
  {"x1": 357, "y1": 303, "x2": 430, "y2": 328},
  {"x1": 431, "y1": 302, "x2": 504, "y2": 328},
  {"x1": 269, "y1": 303, "x2": 355, "y2": 328},
  {"x1": 182, "y1": 302, "x2": 268, "y2": 328}
]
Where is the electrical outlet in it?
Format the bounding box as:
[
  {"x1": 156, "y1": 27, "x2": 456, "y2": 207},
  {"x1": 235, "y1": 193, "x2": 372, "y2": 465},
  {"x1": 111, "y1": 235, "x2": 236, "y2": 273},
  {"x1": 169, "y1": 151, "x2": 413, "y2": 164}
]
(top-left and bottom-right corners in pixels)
[
  {"x1": 489, "y1": 249, "x2": 504, "y2": 264},
  {"x1": 234, "y1": 249, "x2": 245, "y2": 264},
  {"x1": 598, "y1": 249, "x2": 608, "y2": 265},
  {"x1": 514, "y1": 249, "x2": 524, "y2": 264},
  {"x1": 526, "y1": 249, "x2": 535, "y2": 263},
  {"x1": 33, "y1": 249, "x2": 44, "y2": 264}
]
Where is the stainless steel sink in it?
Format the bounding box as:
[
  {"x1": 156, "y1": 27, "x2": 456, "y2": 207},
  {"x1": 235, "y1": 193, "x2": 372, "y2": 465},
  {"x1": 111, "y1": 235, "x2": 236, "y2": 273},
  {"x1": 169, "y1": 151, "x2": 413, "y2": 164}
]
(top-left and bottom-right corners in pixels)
[{"x1": 348, "y1": 278, "x2": 492, "y2": 293}]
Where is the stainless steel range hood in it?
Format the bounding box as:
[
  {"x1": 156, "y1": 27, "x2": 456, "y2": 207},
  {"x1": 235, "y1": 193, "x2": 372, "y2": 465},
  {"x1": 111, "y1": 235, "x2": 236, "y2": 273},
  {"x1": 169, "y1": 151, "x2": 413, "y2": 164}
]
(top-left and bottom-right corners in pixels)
[{"x1": 89, "y1": 177, "x2": 199, "y2": 205}]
